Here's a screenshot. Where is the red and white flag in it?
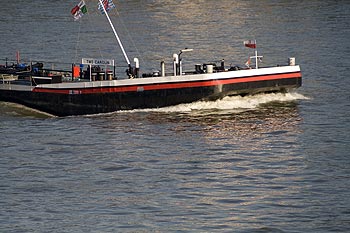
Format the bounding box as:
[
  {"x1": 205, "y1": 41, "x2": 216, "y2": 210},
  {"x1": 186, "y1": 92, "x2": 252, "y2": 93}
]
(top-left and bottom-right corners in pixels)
[{"x1": 244, "y1": 40, "x2": 256, "y2": 49}]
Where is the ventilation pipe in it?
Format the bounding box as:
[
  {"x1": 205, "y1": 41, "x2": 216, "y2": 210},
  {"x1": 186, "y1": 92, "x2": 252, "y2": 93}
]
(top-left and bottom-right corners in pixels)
[
  {"x1": 173, "y1": 54, "x2": 179, "y2": 76},
  {"x1": 289, "y1": 57, "x2": 295, "y2": 66},
  {"x1": 206, "y1": 64, "x2": 214, "y2": 73},
  {"x1": 134, "y1": 58, "x2": 139, "y2": 78},
  {"x1": 161, "y1": 61, "x2": 165, "y2": 77}
]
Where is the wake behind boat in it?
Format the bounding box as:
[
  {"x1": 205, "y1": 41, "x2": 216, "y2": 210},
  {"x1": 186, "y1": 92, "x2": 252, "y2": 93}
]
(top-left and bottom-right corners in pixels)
[{"x1": 0, "y1": 0, "x2": 302, "y2": 117}]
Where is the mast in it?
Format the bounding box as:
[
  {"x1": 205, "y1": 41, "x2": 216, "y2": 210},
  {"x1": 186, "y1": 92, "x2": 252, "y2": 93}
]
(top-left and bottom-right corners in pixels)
[{"x1": 98, "y1": 0, "x2": 130, "y2": 65}]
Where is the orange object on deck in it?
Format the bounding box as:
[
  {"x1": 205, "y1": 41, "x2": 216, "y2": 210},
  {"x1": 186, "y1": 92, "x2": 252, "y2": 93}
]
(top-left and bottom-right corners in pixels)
[{"x1": 72, "y1": 65, "x2": 80, "y2": 78}]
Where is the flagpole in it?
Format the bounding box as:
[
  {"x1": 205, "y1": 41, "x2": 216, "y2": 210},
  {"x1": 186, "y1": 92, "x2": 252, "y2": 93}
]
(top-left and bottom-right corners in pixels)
[
  {"x1": 98, "y1": 0, "x2": 130, "y2": 65},
  {"x1": 255, "y1": 40, "x2": 258, "y2": 69},
  {"x1": 251, "y1": 40, "x2": 263, "y2": 69}
]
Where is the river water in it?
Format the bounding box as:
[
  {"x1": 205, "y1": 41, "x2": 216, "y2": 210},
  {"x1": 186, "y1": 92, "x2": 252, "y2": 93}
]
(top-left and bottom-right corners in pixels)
[{"x1": 1, "y1": 0, "x2": 350, "y2": 232}]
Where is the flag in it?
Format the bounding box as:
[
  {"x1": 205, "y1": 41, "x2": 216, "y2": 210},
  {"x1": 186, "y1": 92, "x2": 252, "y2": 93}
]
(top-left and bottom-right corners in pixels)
[
  {"x1": 98, "y1": 0, "x2": 116, "y2": 14},
  {"x1": 71, "y1": 0, "x2": 88, "y2": 20},
  {"x1": 244, "y1": 40, "x2": 256, "y2": 49}
]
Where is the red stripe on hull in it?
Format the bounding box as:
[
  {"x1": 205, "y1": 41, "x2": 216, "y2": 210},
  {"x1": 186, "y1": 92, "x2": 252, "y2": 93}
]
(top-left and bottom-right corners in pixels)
[{"x1": 33, "y1": 71, "x2": 301, "y2": 94}]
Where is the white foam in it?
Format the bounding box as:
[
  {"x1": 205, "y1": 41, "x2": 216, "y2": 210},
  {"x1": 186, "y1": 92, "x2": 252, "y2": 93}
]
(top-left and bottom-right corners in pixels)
[
  {"x1": 122, "y1": 92, "x2": 308, "y2": 114},
  {"x1": 0, "y1": 101, "x2": 56, "y2": 118}
]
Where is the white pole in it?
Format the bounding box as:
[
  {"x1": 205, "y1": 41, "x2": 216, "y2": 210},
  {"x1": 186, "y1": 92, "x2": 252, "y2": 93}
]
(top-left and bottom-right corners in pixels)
[
  {"x1": 173, "y1": 54, "x2": 178, "y2": 76},
  {"x1": 98, "y1": 0, "x2": 130, "y2": 65},
  {"x1": 89, "y1": 65, "x2": 91, "y2": 81},
  {"x1": 255, "y1": 49, "x2": 258, "y2": 69},
  {"x1": 105, "y1": 64, "x2": 107, "y2": 80}
]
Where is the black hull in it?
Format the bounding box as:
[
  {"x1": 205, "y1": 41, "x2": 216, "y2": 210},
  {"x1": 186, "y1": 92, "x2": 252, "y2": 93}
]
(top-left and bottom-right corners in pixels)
[{"x1": 0, "y1": 77, "x2": 301, "y2": 116}]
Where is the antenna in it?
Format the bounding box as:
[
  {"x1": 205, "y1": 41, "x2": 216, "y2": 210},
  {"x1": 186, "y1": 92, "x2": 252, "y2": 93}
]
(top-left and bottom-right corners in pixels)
[{"x1": 98, "y1": 0, "x2": 130, "y2": 65}]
